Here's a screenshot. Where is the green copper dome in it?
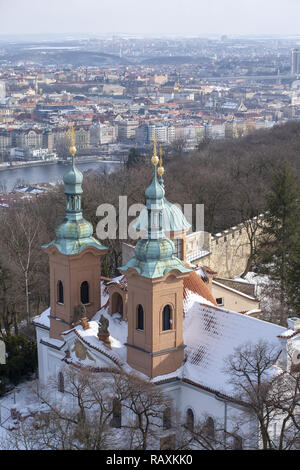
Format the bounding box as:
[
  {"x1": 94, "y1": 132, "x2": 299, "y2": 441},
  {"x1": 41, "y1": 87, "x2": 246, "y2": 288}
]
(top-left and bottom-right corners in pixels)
[
  {"x1": 43, "y1": 154, "x2": 106, "y2": 256},
  {"x1": 55, "y1": 218, "x2": 93, "y2": 240},
  {"x1": 119, "y1": 162, "x2": 192, "y2": 279},
  {"x1": 121, "y1": 248, "x2": 191, "y2": 278},
  {"x1": 134, "y1": 199, "x2": 191, "y2": 233},
  {"x1": 63, "y1": 164, "x2": 83, "y2": 195},
  {"x1": 135, "y1": 238, "x2": 174, "y2": 262},
  {"x1": 145, "y1": 175, "x2": 165, "y2": 204},
  {"x1": 134, "y1": 172, "x2": 191, "y2": 233}
]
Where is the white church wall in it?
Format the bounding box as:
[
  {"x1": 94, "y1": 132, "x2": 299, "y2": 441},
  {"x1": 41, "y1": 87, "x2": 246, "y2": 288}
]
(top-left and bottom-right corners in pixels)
[
  {"x1": 36, "y1": 326, "x2": 52, "y2": 386},
  {"x1": 178, "y1": 382, "x2": 257, "y2": 448}
]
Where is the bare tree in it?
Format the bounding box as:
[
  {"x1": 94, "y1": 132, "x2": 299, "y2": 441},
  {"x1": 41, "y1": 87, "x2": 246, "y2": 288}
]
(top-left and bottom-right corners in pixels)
[
  {"x1": 55, "y1": 135, "x2": 71, "y2": 160},
  {"x1": 0, "y1": 256, "x2": 19, "y2": 335},
  {"x1": 169, "y1": 137, "x2": 186, "y2": 159},
  {"x1": 171, "y1": 412, "x2": 229, "y2": 450},
  {"x1": 3, "y1": 368, "x2": 172, "y2": 450},
  {"x1": 224, "y1": 340, "x2": 300, "y2": 450},
  {"x1": 0, "y1": 204, "x2": 47, "y2": 324},
  {"x1": 4, "y1": 368, "x2": 118, "y2": 450},
  {"x1": 113, "y1": 372, "x2": 171, "y2": 450}
]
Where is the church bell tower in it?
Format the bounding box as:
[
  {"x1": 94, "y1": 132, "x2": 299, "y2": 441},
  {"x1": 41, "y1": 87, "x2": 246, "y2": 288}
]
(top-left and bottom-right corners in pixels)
[
  {"x1": 43, "y1": 125, "x2": 107, "y2": 340},
  {"x1": 120, "y1": 138, "x2": 192, "y2": 378}
]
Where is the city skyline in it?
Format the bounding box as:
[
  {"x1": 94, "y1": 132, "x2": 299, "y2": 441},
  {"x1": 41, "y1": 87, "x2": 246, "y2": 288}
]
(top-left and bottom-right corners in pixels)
[{"x1": 0, "y1": 0, "x2": 300, "y2": 37}]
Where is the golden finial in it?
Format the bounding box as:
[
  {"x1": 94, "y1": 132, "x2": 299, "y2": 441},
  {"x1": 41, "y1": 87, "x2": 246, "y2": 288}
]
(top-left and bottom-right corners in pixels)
[
  {"x1": 68, "y1": 123, "x2": 77, "y2": 157},
  {"x1": 151, "y1": 133, "x2": 159, "y2": 166},
  {"x1": 157, "y1": 145, "x2": 165, "y2": 176}
]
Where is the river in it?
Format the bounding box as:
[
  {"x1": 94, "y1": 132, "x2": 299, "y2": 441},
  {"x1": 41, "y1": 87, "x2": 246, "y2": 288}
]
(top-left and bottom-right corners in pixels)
[{"x1": 0, "y1": 161, "x2": 121, "y2": 191}]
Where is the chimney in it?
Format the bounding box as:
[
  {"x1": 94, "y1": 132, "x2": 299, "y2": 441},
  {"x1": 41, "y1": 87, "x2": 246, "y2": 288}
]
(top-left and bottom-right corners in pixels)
[{"x1": 202, "y1": 266, "x2": 218, "y2": 292}]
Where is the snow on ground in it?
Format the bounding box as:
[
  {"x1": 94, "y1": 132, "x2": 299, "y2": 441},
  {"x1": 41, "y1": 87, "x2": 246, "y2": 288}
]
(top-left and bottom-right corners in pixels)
[{"x1": 0, "y1": 378, "x2": 41, "y2": 448}]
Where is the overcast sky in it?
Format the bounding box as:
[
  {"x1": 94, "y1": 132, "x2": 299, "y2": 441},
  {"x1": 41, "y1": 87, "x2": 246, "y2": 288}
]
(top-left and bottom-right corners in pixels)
[{"x1": 0, "y1": 0, "x2": 299, "y2": 37}]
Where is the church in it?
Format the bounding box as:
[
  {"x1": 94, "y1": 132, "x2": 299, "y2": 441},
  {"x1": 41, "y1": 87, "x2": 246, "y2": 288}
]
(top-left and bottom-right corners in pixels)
[{"x1": 34, "y1": 135, "x2": 291, "y2": 449}]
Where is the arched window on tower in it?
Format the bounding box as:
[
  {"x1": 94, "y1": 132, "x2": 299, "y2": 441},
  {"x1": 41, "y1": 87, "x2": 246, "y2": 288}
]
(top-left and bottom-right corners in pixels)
[
  {"x1": 137, "y1": 304, "x2": 144, "y2": 330},
  {"x1": 58, "y1": 371, "x2": 64, "y2": 393},
  {"x1": 186, "y1": 408, "x2": 194, "y2": 432},
  {"x1": 80, "y1": 281, "x2": 89, "y2": 305},
  {"x1": 57, "y1": 280, "x2": 64, "y2": 304},
  {"x1": 162, "y1": 305, "x2": 172, "y2": 331}
]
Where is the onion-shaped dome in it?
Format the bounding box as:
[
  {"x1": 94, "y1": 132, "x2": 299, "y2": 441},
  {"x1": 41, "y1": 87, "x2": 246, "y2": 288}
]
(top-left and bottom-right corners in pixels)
[
  {"x1": 145, "y1": 176, "x2": 165, "y2": 203},
  {"x1": 55, "y1": 218, "x2": 93, "y2": 241},
  {"x1": 42, "y1": 148, "x2": 107, "y2": 255},
  {"x1": 134, "y1": 198, "x2": 191, "y2": 233},
  {"x1": 44, "y1": 216, "x2": 106, "y2": 256},
  {"x1": 135, "y1": 237, "x2": 174, "y2": 262},
  {"x1": 63, "y1": 165, "x2": 83, "y2": 195}
]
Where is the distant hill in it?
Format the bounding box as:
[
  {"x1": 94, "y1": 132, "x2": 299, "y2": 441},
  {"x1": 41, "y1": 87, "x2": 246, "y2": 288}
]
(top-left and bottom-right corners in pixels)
[
  {"x1": 0, "y1": 49, "x2": 131, "y2": 66},
  {"x1": 140, "y1": 55, "x2": 206, "y2": 65}
]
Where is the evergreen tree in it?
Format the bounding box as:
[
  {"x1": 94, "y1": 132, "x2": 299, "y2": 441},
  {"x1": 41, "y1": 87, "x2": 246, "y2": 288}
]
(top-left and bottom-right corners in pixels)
[
  {"x1": 0, "y1": 335, "x2": 37, "y2": 394},
  {"x1": 258, "y1": 161, "x2": 300, "y2": 323},
  {"x1": 286, "y1": 232, "x2": 300, "y2": 316}
]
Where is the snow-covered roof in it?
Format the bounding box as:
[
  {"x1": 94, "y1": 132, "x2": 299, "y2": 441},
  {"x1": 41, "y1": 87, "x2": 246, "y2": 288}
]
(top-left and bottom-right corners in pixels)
[
  {"x1": 73, "y1": 310, "x2": 127, "y2": 365},
  {"x1": 243, "y1": 308, "x2": 262, "y2": 316},
  {"x1": 32, "y1": 307, "x2": 50, "y2": 329},
  {"x1": 34, "y1": 282, "x2": 286, "y2": 399},
  {"x1": 182, "y1": 295, "x2": 285, "y2": 396},
  {"x1": 68, "y1": 290, "x2": 284, "y2": 397},
  {"x1": 212, "y1": 280, "x2": 257, "y2": 300}
]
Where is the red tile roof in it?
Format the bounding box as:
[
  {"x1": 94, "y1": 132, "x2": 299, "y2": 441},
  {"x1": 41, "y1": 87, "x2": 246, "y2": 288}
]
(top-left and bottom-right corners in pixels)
[{"x1": 183, "y1": 270, "x2": 217, "y2": 306}]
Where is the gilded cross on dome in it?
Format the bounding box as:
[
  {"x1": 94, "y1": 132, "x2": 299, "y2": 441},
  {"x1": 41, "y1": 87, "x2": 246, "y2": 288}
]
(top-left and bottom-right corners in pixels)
[
  {"x1": 157, "y1": 145, "x2": 164, "y2": 177},
  {"x1": 151, "y1": 133, "x2": 159, "y2": 166},
  {"x1": 67, "y1": 123, "x2": 77, "y2": 159}
]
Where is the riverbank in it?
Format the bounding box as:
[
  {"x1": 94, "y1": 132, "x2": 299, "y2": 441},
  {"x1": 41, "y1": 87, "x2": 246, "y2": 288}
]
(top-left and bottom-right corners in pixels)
[
  {"x1": 0, "y1": 155, "x2": 122, "y2": 171},
  {"x1": 0, "y1": 159, "x2": 121, "y2": 191},
  {"x1": 0, "y1": 159, "x2": 58, "y2": 171},
  {"x1": 58, "y1": 155, "x2": 122, "y2": 164}
]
